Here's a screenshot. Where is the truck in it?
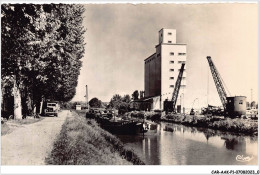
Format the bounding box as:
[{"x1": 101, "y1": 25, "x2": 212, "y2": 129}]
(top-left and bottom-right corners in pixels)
[{"x1": 44, "y1": 102, "x2": 59, "y2": 117}]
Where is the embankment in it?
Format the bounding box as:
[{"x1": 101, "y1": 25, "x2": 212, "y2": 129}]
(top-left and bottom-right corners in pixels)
[
  {"x1": 45, "y1": 110, "x2": 144, "y2": 165},
  {"x1": 127, "y1": 111, "x2": 258, "y2": 136}
]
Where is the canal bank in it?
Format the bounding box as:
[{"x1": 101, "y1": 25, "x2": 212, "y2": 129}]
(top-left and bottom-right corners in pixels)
[
  {"x1": 127, "y1": 111, "x2": 258, "y2": 136},
  {"x1": 45, "y1": 110, "x2": 144, "y2": 165}
]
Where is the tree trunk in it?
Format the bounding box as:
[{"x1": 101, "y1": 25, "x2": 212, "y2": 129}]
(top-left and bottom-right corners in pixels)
[
  {"x1": 40, "y1": 97, "x2": 44, "y2": 115},
  {"x1": 13, "y1": 77, "x2": 22, "y2": 119}
]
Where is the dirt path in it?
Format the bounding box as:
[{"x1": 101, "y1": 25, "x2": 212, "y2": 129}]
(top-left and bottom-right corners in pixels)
[{"x1": 1, "y1": 110, "x2": 70, "y2": 165}]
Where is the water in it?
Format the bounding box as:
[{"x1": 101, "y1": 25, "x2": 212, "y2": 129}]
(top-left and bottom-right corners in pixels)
[{"x1": 117, "y1": 122, "x2": 258, "y2": 165}]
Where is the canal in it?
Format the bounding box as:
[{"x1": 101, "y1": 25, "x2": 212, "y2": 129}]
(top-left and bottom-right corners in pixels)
[{"x1": 117, "y1": 122, "x2": 258, "y2": 165}]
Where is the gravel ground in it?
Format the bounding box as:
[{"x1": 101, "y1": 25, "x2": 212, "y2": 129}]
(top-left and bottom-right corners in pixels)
[{"x1": 1, "y1": 110, "x2": 69, "y2": 165}]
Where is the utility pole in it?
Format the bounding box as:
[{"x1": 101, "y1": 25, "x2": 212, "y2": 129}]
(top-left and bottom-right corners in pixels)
[
  {"x1": 251, "y1": 88, "x2": 253, "y2": 109},
  {"x1": 207, "y1": 63, "x2": 209, "y2": 106},
  {"x1": 85, "y1": 85, "x2": 89, "y2": 110}
]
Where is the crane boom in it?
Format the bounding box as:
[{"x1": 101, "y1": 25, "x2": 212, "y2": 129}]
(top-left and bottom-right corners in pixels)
[
  {"x1": 206, "y1": 56, "x2": 227, "y2": 109},
  {"x1": 171, "y1": 63, "x2": 185, "y2": 111}
]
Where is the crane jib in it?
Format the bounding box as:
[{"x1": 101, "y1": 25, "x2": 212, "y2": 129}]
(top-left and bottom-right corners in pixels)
[
  {"x1": 206, "y1": 56, "x2": 228, "y2": 109},
  {"x1": 171, "y1": 63, "x2": 185, "y2": 111}
]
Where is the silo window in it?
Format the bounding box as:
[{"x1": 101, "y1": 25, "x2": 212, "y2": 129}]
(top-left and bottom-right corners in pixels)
[
  {"x1": 168, "y1": 32, "x2": 172, "y2": 35},
  {"x1": 239, "y1": 100, "x2": 243, "y2": 104},
  {"x1": 168, "y1": 41, "x2": 172, "y2": 43}
]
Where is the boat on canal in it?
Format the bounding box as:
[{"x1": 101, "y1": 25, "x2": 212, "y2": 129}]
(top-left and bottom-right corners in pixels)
[
  {"x1": 85, "y1": 109, "x2": 148, "y2": 135},
  {"x1": 96, "y1": 116, "x2": 148, "y2": 135}
]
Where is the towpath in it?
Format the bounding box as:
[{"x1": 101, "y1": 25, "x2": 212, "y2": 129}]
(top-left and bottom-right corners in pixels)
[{"x1": 1, "y1": 110, "x2": 69, "y2": 165}]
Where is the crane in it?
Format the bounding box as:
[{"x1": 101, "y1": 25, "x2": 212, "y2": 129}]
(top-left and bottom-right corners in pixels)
[
  {"x1": 164, "y1": 63, "x2": 185, "y2": 112},
  {"x1": 206, "y1": 56, "x2": 247, "y2": 117},
  {"x1": 206, "y1": 56, "x2": 228, "y2": 110}
]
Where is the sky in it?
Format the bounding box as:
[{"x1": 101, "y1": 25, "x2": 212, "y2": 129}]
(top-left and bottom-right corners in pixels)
[{"x1": 72, "y1": 3, "x2": 258, "y2": 108}]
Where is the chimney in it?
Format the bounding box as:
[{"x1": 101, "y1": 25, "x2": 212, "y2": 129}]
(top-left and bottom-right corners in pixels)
[{"x1": 85, "y1": 85, "x2": 89, "y2": 109}]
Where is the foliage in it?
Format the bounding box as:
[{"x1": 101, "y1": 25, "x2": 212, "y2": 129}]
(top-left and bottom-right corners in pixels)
[
  {"x1": 127, "y1": 110, "x2": 258, "y2": 135},
  {"x1": 109, "y1": 94, "x2": 131, "y2": 114},
  {"x1": 89, "y1": 98, "x2": 102, "y2": 108},
  {"x1": 122, "y1": 95, "x2": 131, "y2": 103},
  {"x1": 251, "y1": 101, "x2": 256, "y2": 108},
  {"x1": 1, "y1": 4, "x2": 86, "y2": 116},
  {"x1": 131, "y1": 90, "x2": 139, "y2": 100},
  {"x1": 162, "y1": 114, "x2": 258, "y2": 135},
  {"x1": 109, "y1": 94, "x2": 122, "y2": 109}
]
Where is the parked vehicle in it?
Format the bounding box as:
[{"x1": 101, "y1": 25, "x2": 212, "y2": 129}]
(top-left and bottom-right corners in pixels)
[{"x1": 44, "y1": 102, "x2": 59, "y2": 117}]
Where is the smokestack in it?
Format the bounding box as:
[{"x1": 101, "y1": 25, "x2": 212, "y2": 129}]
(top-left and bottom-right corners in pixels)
[{"x1": 85, "y1": 85, "x2": 89, "y2": 109}]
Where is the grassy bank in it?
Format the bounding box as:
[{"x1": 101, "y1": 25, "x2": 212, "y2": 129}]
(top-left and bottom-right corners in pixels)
[
  {"x1": 1, "y1": 118, "x2": 43, "y2": 136},
  {"x1": 163, "y1": 114, "x2": 258, "y2": 135},
  {"x1": 7, "y1": 117, "x2": 44, "y2": 125},
  {"x1": 126, "y1": 111, "x2": 258, "y2": 136},
  {"x1": 45, "y1": 111, "x2": 144, "y2": 165},
  {"x1": 1, "y1": 123, "x2": 11, "y2": 136}
]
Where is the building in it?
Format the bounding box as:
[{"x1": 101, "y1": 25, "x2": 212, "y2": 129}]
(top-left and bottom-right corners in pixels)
[
  {"x1": 76, "y1": 105, "x2": 82, "y2": 110},
  {"x1": 144, "y1": 28, "x2": 187, "y2": 111}
]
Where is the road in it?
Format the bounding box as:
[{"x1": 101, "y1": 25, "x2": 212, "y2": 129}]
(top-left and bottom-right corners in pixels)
[{"x1": 1, "y1": 110, "x2": 69, "y2": 165}]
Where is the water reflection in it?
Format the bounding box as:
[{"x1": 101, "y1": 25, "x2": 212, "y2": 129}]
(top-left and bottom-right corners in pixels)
[
  {"x1": 221, "y1": 136, "x2": 246, "y2": 151},
  {"x1": 141, "y1": 136, "x2": 161, "y2": 164},
  {"x1": 163, "y1": 125, "x2": 174, "y2": 132},
  {"x1": 117, "y1": 122, "x2": 258, "y2": 165}
]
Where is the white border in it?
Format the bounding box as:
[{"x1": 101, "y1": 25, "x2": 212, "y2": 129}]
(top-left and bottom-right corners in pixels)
[
  {"x1": 0, "y1": 0, "x2": 258, "y2": 4},
  {"x1": 1, "y1": 1, "x2": 259, "y2": 174},
  {"x1": 1, "y1": 165, "x2": 259, "y2": 174}
]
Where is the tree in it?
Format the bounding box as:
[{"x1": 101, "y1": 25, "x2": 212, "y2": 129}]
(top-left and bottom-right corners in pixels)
[
  {"x1": 118, "y1": 103, "x2": 129, "y2": 114},
  {"x1": 1, "y1": 4, "x2": 40, "y2": 119},
  {"x1": 1, "y1": 4, "x2": 86, "y2": 119},
  {"x1": 89, "y1": 98, "x2": 102, "y2": 108},
  {"x1": 109, "y1": 94, "x2": 122, "y2": 109},
  {"x1": 132, "y1": 90, "x2": 139, "y2": 100},
  {"x1": 122, "y1": 95, "x2": 131, "y2": 103},
  {"x1": 251, "y1": 101, "x2": 256, "y2": 109},
  {"x1": 109, "y1": 94, "x2": 131, "y2": 114}
]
